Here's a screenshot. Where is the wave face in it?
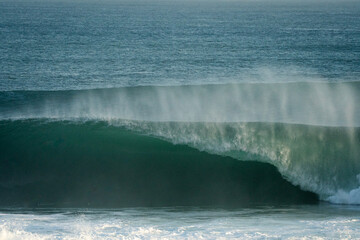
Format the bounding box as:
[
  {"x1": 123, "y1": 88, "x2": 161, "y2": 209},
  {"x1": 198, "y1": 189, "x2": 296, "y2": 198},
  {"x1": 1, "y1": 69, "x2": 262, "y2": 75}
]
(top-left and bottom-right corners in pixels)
[
  {"x1": 0, "y1": 120, "x2": 318, "y2": 207},
  {"x1": 0, "y1": 82, "x2": 359, "y2": 205}
]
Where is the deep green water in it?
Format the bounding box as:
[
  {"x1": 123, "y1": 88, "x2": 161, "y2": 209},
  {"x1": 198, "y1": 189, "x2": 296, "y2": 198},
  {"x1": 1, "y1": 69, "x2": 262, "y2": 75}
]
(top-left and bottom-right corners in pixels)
[{"x1": 0, "y1": 120, "x2": 319, "y2": 207}]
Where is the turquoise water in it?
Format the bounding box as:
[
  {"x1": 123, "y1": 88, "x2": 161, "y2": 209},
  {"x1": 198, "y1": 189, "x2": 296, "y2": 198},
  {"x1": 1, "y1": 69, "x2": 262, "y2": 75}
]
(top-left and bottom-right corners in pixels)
[{"x1": 1, "y1": 0, "x2": 360, "y2": 239}]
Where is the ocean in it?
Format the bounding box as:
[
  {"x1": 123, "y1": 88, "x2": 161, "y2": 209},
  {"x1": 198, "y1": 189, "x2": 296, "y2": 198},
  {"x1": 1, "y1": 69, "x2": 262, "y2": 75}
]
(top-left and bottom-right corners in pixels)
[{"x1": 0, "y1": 0, "x2": 360, "y2": 239}]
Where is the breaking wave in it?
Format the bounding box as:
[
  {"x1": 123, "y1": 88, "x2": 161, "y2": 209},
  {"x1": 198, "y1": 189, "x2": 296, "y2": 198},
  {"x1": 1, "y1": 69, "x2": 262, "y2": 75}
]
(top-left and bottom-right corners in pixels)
[{"x1": 0, "y1": 82, "x2": 359, "y2": 205}]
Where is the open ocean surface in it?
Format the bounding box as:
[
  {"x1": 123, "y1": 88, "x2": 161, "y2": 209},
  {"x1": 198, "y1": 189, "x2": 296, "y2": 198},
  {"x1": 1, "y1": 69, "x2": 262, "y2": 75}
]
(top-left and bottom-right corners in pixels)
[{"x1": 1, "y1": 0, "x2": 360, "y2": 239}]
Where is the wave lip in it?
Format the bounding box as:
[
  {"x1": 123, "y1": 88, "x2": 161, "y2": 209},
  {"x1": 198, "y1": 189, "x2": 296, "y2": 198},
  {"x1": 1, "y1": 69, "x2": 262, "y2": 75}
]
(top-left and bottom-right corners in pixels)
[{"x1": 1, "y1": 82, "x2": 359, "y2": 127}]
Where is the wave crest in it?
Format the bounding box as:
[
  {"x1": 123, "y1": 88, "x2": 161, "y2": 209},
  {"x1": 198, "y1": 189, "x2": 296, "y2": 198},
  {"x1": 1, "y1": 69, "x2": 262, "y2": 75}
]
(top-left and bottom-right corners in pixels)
[{"x1": 115, "y1": 120, "x2": 360, "y2": 204}]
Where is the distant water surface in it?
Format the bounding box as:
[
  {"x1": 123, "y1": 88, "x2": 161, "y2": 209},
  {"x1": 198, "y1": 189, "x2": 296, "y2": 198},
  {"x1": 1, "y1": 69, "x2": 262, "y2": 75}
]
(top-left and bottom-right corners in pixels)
[{"x1": 0, "y1": 0, "x2": 359, "y2": 90}]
